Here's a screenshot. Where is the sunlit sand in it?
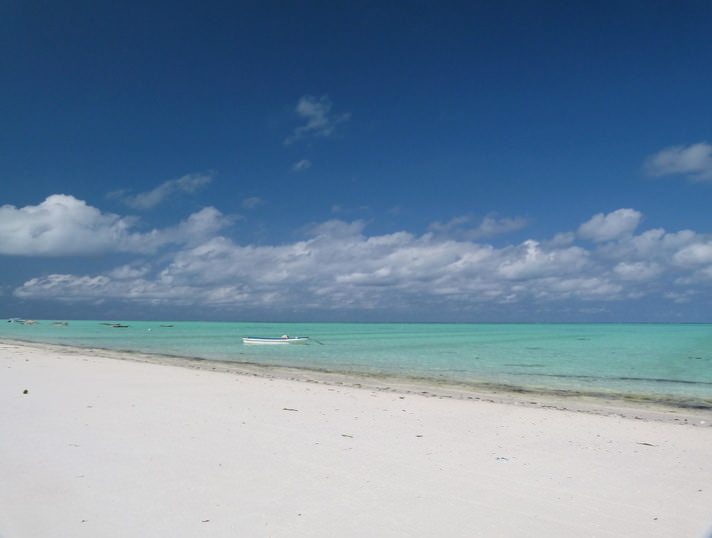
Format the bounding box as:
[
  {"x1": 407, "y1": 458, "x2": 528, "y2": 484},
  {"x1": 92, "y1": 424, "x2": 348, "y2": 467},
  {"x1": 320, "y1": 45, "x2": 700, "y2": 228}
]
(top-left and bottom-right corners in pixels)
[{"x1": 1, "y1": 341, "x2": 711, "y2": 537}]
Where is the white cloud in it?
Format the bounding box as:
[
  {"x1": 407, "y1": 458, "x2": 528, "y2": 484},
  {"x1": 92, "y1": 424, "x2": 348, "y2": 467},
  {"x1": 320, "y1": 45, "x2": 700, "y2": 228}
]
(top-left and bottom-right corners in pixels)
[
  {"x1": 110, "y1": 173, "x2": 213, "y2": 209},
  {"x1": 545, "y1": 232, "x2": 576, "y2": 248},
  {"x1": 613, "y1": 261, "x2": 663, "y2": 281},
  {"x1": 292, "y1": 159, "x2": 312, "y2": 171},
  {"x1": 644, "y1": 142, "x2": 712, "y2": 182},
  {"x1": 577, "y1": 208, "x2": 642, "y2": 242},
  {"x1": 10, "y1": 205, "x2": 712, "y2": 315},
  {"x1": 497, "y1": 240, "x2": 589, "y2": 280},
  {"x1": 0, "y1": 195, "x2": 231, "y2": 256},
  {"x1": 10, "y1": 227, "x2": 619, "y2": 310},
  {"x1": 169, "y1": 206, "x2": 233, "y2": 245},
  {"x1": 5, "y1": 215, "x2": 602, "y2": 308},
  {"x1": 284, "y1": 95, "x2": 350, "y2": 145},
  {"x1": 673, "y1": 242, "x2": 712, "y2": 266},
  {"x1": 597, "y1": 228, "x2": 697, "y2": 263},
  {"x1": 0, "y1": 195, "x2": 139, "y2": 256},
  {"x1": 107, "y1": 264, "x2": 151, "y2": 280}
]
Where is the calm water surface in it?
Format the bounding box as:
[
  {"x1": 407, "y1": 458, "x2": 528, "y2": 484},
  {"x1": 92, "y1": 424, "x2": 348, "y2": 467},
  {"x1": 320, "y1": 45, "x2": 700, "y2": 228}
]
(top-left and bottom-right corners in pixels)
[{"x1": 2, "y1": 321, "x2": 711, "y2": 407}]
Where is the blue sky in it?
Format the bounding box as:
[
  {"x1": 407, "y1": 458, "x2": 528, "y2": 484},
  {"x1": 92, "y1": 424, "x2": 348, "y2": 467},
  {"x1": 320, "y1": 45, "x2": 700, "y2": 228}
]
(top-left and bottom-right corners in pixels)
[{"x1": 2, "y1": 1, "x2": 712, "y2": 322}]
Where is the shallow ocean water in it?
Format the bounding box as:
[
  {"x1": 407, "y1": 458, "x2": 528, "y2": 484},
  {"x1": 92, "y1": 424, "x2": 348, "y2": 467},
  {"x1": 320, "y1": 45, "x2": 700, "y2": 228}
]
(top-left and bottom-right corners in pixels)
[{"x1": 2, "y1": 320, "x2": 711, "y2": 407}]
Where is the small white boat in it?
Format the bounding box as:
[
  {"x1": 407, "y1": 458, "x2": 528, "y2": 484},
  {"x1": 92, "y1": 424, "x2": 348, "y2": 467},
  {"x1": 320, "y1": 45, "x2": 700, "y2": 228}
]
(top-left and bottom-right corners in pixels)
[{"x1": 242, "y1": 335, "x2": 309, "y2": 345}]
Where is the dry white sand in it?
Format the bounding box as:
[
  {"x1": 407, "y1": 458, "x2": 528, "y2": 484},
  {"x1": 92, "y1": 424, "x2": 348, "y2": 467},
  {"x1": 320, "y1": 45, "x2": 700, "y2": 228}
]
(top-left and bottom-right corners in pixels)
[{"x1": 1, "y1": 340, "x2": 711, "y2": 538}]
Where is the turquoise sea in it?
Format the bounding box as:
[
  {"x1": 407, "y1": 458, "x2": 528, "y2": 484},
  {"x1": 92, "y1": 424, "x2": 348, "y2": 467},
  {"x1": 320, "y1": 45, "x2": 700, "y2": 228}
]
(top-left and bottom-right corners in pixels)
[{"x1": 2, "y1": 321, "x2": 711, "y2": 408}]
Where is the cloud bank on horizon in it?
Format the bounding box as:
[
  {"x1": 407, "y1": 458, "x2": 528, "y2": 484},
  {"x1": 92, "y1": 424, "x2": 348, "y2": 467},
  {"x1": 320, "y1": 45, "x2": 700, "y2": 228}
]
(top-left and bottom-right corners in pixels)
[{"x1": 2, "y1": 142, "x2": 711, "y2": 320}]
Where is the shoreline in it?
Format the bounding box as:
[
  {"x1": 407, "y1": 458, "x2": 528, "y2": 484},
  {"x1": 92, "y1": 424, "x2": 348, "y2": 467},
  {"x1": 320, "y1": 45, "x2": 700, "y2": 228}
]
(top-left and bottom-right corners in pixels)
[
  {"x1": 2, "y1": 339, "x2": 712, "y2": 537},
  {"x1": 3, "y1": 322, "x2": 711, "y2": 413},
  {"x1": 2, "y1": 337, "x2": 710, "y2": 426}
]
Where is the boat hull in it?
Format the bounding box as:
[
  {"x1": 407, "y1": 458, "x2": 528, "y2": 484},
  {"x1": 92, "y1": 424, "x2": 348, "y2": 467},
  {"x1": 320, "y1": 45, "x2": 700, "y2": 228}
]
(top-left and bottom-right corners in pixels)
[{"x1": 242, "y1": 336, "x2": 309, "y2": 345}]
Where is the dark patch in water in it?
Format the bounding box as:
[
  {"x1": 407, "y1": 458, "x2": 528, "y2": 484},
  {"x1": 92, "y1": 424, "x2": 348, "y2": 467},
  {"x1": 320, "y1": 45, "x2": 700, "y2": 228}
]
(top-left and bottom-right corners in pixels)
[{"x1": 515, "y1": 371, "x2": 712, "y2": 387}]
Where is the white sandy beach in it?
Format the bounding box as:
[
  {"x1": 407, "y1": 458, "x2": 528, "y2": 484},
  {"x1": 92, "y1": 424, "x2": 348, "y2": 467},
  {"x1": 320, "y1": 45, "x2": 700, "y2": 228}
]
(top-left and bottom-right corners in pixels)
[{"x1": 1, "y1": 340, "x2": 711, "y2": 538}]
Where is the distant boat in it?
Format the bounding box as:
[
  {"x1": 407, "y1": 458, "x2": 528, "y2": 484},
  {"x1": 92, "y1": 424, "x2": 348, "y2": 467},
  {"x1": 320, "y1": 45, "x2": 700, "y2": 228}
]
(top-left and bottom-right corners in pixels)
[
  {"x1": 242, "y1": 335, "x2": 309, "y2": 345},
  {"x1": 21, "y1": 320, "x2": 39, "y2": 325},
  {"x1": 52, "y1": 322, "x2": 69, "y2": 326}
]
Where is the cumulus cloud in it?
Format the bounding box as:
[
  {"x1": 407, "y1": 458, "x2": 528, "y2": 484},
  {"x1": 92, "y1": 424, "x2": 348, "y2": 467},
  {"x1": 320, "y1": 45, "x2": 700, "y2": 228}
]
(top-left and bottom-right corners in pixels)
[
  {"x1": 0, "y1": 195, "x2": 231, "y2": 256},
  {"x1": 673, "y1": 242, "x2": 712, "y2": 266},
  {"x1": 496, "y1": 240, "x2": 589, "y2": 280},
  {"x1": 107, "y1": 264, "x2": 151, "y2": 280},
  {"x1": 577, "y1": 208, "x2": 642, "y2": 242},
  {"x1": 168, "y1": 206, "x2": 233, "y2": 245},
  {"x1": 110, "y1": 173, "x2": 213, "y2": 209},
  {"x1": 613, "y1": 261, "x2": 663, "y2": 281},
  {"x1": 284, "y1": 95, "x2": 350, "y2": 145},
  {"x1": 9, "y1": 203, "x2": 712, "y2": 315},
  {"x1": 644, "y1": 142, "x2": 712, "y2": 182},
  {"x1": 0, "y1": 195, "x2": 140, "y2": 256},
  {"x1": 10, "y1": 226, "x2": 616, "y2": 311}
]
